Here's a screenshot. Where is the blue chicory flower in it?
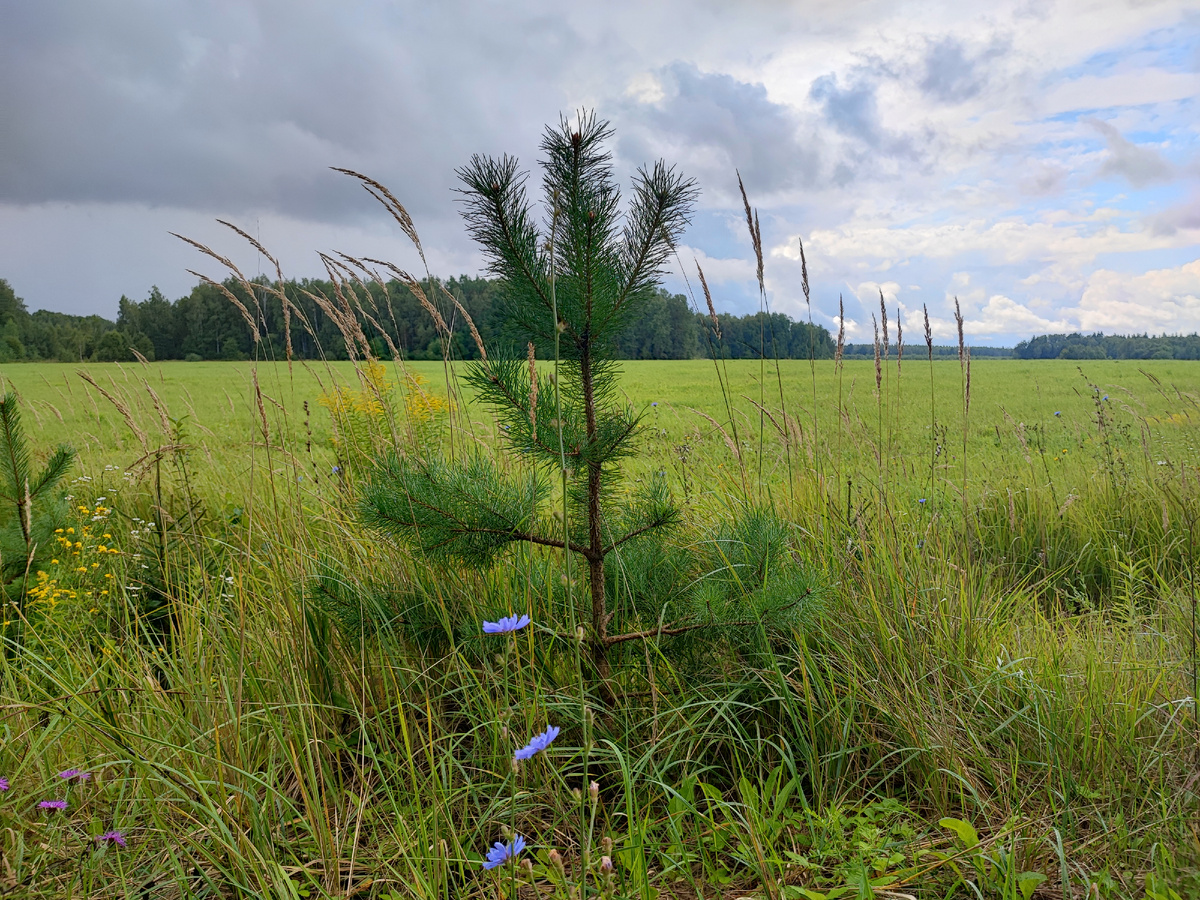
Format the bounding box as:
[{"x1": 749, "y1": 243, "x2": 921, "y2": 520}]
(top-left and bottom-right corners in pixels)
[
  {"x1": 918, "y1": 498, "x2": 927, "y2": 504},
  {"x1": 483, "y1": 614, "x2": 531, "y2": 634},
  {"x1": 514, "y1": 725, "x2": 560, "y2": 761},
  {"x1": 482, "y1": 834, "x2": 527, "y2": 869},
  {"x1": 1054, "y1": 411, "x2": 1061, "y2": 416}
]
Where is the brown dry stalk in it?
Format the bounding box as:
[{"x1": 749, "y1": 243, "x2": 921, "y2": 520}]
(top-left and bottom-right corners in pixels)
[
  {"x1": 696, "y1": 262, "x2": 721, "y2": 340},
  {"x1": 965, "y1": 346, "x2": 972, "y2": 414},
  {"x1": 872, "y1": 315, "x2": 882, "y2": 394},
  {"x1": 252, "y1": 370, "x2": 270, "y2": 445},
  {"x1": 896, "y1": 307, "x2": 903, "y2": 375}
]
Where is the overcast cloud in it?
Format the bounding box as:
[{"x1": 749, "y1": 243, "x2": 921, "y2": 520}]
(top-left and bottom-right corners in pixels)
[{"x1": 1, "y1": 0, "x2": 1198, "y2": 345}]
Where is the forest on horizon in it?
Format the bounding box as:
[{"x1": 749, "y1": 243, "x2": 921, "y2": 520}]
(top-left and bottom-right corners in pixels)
[{"x1": 2, "y1": 275, "x2": 1199, "y2": 363}]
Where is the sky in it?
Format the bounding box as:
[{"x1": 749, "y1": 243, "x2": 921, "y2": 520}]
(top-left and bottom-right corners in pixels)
[{"x1": 1, "y1": 0, "x2": 1198, "y2": 346}]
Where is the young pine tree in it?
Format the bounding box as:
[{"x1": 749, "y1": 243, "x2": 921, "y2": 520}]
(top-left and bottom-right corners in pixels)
[
  {"x1": 358, "y1": 113, "x2": 696, "y2": 677},
  {"x1": 0, "y1": 393, "x2": 75, "y2": 656}
]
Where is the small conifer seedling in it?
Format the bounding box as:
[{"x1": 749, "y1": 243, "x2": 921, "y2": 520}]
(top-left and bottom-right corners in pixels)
[{"x1": 358, "y1": 113, "x2": 821, "y2": 684}]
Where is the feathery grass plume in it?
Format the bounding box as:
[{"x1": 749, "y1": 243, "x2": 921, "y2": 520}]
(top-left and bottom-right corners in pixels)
[
  {"x1": 879, "y1": 290, "x2": 889, "y2": 362},
  {"x1": 217, "y1": 218, "x2": 292, "y2": 363},
  {"x1": 799, "y1": 237, "x2": 810, "y2": 308},
  {"x1": 697, "y1": 263, "x2": 721, "y2": 340},
  {"x1": 923, "y1": 304, "x2": 933, "y2": 361},
  {"x1": 737, "y1": 171, "x2": 764, "y2": 296},
  {"x1": 185, "y1": 271, "x2": 261, "y2": 343},
  {"x1": 447, "y1": 286, "x2": 488, "y2": 362},
  {"x1": 872, "y1": 315, "x2": 882, "y2": 394},
  {"x1": 895, "y1": 307, "x2": 903, "y2": 375},
  {"x1": 954, "y1": 296, "x2": 965, "y2": 364},
  {"x1": 527, "y1": 342, "x2": 538, "y2": 431},
  {"x1": 331, "y1": 167, "x2": 428, "y2": 270},
  {"x1": 76, "y1": 373, "x2": 149, "y2": 451},
  {"x1": 835, "y1": 295, "x2": 845, "y2": 369}
]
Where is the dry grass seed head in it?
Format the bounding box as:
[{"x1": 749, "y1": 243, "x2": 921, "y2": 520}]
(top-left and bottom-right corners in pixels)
[
  {"x1": 872, "y1": 315, "x2": 882, "y2": 394},
  {"x1": 737, "y1": 171, "x2": 764, "y2": 296},
  {"x1": 836, "y1": 295, "x2": 845, "y2": 368},
  {"x1": 879, "y1": 290, "x2": 889, "y2": 360},
  {"x1": 696, "y1": 263, "x2": 721, "y2": 340},
  {"x1": 923, "y1": 304, "x2": 933, "y2": 361}
]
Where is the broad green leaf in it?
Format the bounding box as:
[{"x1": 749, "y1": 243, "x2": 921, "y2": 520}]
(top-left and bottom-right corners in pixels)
[{"x1": 938, "y1": 817, "x2": 979, "y2": 849}]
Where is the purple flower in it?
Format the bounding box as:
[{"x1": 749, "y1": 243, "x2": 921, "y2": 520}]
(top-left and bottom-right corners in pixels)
[
  {"x1": 39, "y1": 800, "x2": 67, "y2": 810},
  {"x1": 0, "y1": 777, "x2": 9, "y2": 791},
  {"x1": 482, "y1": 834, "x2": 526, "y2": 869},
  {"x1": 514, "y1": 725, "x2": 560, "y2": 761},
  {"x1": 483, "y1": 614, "x2": 531, "y2": 634},
  {"x1": 651, "y1": 402, "x2": 658, "y2": 407},
  {"x1": 97, "y1": 830, "x2": 127, "y2": 848},
  {"x1": 58, "y1": 769, "x2": 90, "y2": 781}
]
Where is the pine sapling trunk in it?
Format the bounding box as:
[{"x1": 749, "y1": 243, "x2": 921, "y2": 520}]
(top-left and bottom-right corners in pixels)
[{"x1": 580, "y1": 341, "x2": 611, "y2": 680}]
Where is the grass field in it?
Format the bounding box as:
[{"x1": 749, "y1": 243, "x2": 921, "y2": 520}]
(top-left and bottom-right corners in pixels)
[{"x1": 0, "y1": 356, "x2": 1197, "y2": 898}]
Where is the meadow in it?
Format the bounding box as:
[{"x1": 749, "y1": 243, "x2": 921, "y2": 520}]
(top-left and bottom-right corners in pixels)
[{"x1": 0, "y1": 354, "x2": 1197, "y2": 899}]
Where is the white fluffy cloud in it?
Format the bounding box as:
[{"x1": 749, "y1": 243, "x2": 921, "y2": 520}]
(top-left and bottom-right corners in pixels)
[
  {"x1": 1077, "y1": 259, "x2": 1200, "y2": 334},
  {"x1": 0, "y1": 0, "x2": 1196, "y2": 346}
]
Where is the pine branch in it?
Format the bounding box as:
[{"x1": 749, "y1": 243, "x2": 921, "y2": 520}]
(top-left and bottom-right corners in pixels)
[
  {"x1": 29, "y1": 445, "x2": 75, "y2": 501},
  {"x1": 0, "y1": 394, "x2": 31, "y2": 503}
]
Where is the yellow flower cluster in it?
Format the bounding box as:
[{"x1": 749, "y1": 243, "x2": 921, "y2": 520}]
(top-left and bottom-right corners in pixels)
[
  {"x1": 402, "y1": 371, "x2": 449, "y2": 426},
  {"x1": 50, "y1": 504, "x2": 121, "y2": 600},
  {"x1": 27, "y1": 570, "x2": 77, "y2": 610},
  {"x1": 318, "y1": 360, "x2": 394, "y2": 418}
]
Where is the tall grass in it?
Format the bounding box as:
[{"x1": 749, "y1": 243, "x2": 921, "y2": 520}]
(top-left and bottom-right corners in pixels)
[{"x1": 0, "y1": 189, "x2": 1196, "y2": 898}]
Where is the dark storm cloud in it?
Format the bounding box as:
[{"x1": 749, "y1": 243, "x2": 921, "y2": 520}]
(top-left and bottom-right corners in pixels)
[
  {"x1": 615, "y1": 63, "x2": 823, "y2": 203},
  {"x1": 0, "y1": 1, "x2": 582, "y2": 222}
]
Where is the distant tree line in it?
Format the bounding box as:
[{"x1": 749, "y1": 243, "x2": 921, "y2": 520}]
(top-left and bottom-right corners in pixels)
[
  {"x1": 1013, "y1": 332, "x2": 1200, "y2": 360},
  {"x1": 0, "y1": 275, "x2": 835, "y2": 363},
  {"x1": 838, "y1": 344, "x2": 1012, "y2": 360},
  {"x1": 11, "y1": 275, "x2": 1195, "y2": 364}
]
